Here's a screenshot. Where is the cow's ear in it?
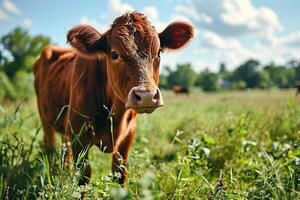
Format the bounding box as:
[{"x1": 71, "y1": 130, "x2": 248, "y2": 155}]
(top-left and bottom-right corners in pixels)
[
  {"x1": 67, "y1": 25, "x2": 106, "y2": 54},
  {"x1": 159, "y1": 22, "x2": 194, "y2": 50}
]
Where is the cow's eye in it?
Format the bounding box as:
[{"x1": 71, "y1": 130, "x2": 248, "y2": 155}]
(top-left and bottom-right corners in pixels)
[{"x1": 111, "y1": 51, "x2": 118, "y2": 60}]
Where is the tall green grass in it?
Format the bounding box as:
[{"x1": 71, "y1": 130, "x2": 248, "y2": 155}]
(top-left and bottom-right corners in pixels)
[{"x1": 0, "y1": 90, "x2": 299, "y2": 199}]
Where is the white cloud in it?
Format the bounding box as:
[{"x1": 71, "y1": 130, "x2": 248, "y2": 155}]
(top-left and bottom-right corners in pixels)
[
  {"x1": 187, "y1": 28, "x2": 261, "y2": 70},
  {"x1": 278, "y1": 32, "x2": 300, "y2": 48},
  {"x1": 221, "y1": 1, "x2": 282, "y2": 34},
  {"x1": 80, "y1": 16, "x2": 104, "y2": 31},
  {"x1": 143, "y1": 6, "x2": 167, "y2": 32},
  {"x1": 202, "y1": 30, "x2": 242, "y2": 50},
  {"x1": 202, "y1": 29, "x2": 300, "y2": 70},
  {"x1": 0, "y1": 0, "x2": 22, "y2": 21},
  {"x1": 22, "y1": 18, "x2": 32, "y2": 27},
  {"x1": 199, "y1": 32, "x2": 300, "y2": 70},
  {"x1": 80, "y1": 0, "x2": 170, "y2": 33},
  {"x1": 174, "y1": 5, "x2": 212, "y2": 24},
  {"x1": 253, "y1": 31, "x2": 300, "y2": 64},
  {"x1": 80, "y1": 0, "x2": 134, "y2": 32},
  {"x1": 0, "y1": 8, "x2": 9, "y2": 21},
  {"x1": 109, "y1": 0, "x2": 133, "y2": 14},
  {"x1": 174, "y1": 5, "x2": 201, "y2": 22},
  {"x1": 170, "y1": 13, "x2": 191, "y2": 23},
  {"x1": 200, "y1": 13, "x2": 213, "y2": 24},
  {"x1": 171, "y1": 0, "x2": 300, "y2": 70},
  {"x1": 191, "y1": 60, "x2": 210, "y2": 71},
  {"x1": 3, "y1": 0, "x2": 21, "y2": 16},
  {"x1": 184, "y1": 0, "x2": 282, "y2": 36},
  {"x1": 143, "y1": 6, "x2": 158, "y2": 21},
  {"x1": 78, "y1": 0, "x2": 300, "y2": 71},
  {"x1": 257, "y1": 31, "x2": 300, "y2": 48}
]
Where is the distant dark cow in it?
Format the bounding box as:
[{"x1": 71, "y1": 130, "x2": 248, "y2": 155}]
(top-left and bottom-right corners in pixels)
[
  {"x1": 172, "y1": 85, "x2": 189, "y2": 94},
  {"x1": 34, "y1": 12, "x2": 194, "y2": 186},
  {"x1": 296, "y1": 82, "x2": 300, "y2": 98}
]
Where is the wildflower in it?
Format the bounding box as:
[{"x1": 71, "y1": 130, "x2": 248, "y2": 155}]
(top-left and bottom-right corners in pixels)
[
  {"x1": 242, "y1": 140, "x2": 257, "y2": 146},
  {"x1": 202, "y1": 147, "x2": 210, "y2": 157}
]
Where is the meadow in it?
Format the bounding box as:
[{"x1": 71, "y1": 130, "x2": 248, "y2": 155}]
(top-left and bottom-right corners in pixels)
[{"x1": 0, "y1": 89, "x2": 299, "y2": 199}]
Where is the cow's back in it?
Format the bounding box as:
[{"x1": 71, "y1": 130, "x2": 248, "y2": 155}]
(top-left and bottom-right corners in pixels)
[{"x1": 34, "y1": 45, "x2": 76, "y2": 132}]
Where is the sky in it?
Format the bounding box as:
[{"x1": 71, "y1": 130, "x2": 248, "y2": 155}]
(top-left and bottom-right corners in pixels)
[{"x1": 1, "y1": 0, "x2": 300, "y2": 71}]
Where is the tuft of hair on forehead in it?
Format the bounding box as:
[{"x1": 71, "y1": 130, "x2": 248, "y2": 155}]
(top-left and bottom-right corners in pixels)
[
  {"x1": 111, "y1": 11, "x2": 154, "y2": 32},
  {"x1": 110, "y1": 11, "x2": 158, "y2": 55}
]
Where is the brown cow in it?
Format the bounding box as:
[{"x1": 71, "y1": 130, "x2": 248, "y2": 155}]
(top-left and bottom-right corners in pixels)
[
  {"x1": 172, "y1": 85, "x2": 189, "y2": 94},
  {"x1": 296, "y1": 82, "x2": 300, "y2": 98},
  {"x1": 34, "y1": 11, "x2": 194, "y2": 186}
]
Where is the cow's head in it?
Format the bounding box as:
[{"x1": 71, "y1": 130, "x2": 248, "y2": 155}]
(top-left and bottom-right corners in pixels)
[{"x1": 67, "y1": 12, "x2": 194, "y2": 114}]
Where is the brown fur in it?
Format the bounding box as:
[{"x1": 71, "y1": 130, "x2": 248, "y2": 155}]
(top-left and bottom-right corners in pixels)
[{"x1": 34, "y1": 11, "x2": 194, "y2": 186}]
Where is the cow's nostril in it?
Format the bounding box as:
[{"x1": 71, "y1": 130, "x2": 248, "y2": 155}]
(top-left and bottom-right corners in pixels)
[
  {"x1": 153, "y1": 89, "x2": 160, "y2": 101},
  {"x1": 133, "y1": 91, "x2": 142, "y2": 102}
]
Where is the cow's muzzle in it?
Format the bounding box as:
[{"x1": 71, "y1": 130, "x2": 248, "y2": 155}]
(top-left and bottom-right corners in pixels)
[{"x1": 125, "y1": 86, "x2": 164, "y2": 113}]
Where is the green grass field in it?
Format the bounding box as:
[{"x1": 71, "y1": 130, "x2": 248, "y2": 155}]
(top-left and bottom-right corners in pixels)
[{"x1": 1, "y1": 89, "x2": 299, "y2": 199}]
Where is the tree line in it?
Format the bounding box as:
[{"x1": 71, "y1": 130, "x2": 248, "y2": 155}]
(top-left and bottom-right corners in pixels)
[
  {"x1": 1, "y1": 27, "x2": 300, "y2": 103},
  {"x1": 0, "y1": 27, "x2": 50, "y2": 102},
  {"x1": 159, "y1": 60, "x2": 300, "y2": 91}
]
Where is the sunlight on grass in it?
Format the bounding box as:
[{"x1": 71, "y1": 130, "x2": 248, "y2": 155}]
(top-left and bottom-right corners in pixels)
[{"x1": 0, "y1": 90, "x2": 299, "y2": 199}]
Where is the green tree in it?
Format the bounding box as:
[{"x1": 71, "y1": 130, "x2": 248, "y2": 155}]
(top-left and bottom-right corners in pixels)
[
  {"x1": 264, "y1": 63, "x2": 295, "y2": 88},
  {"x1": 232, "y1": 59, "x2": 262, "y2": 88},
  {"x1": 196, "y1": 69, "x2": 220, "y2": 91},
  {"x1": 0, "y1": 72, "x2": 16, "y2": 102},
  {"x1": 0, "y1": 27, "x2": 50, "y2": 102},
  {"x1": 230, "y1": 80, "x2": 246, "y2": 90},
  {"x1": 167, "y1": 63, "x2": 197, "y2": 88},
  {"x1": 295, "y1": 63, "x2": 300, "y2": 82},
  {"x1": 158, "y1": 74, "x2": 168, "y2": 89},
  {"x1": 258, "y1": 69, "x2": 270, "y2": 89},
  {"x1": 0, "y1": 27, "x2": 50, "y2": 78},
  {"x1": 219, "y1": 63, "x2": 227, "y2": 74}
]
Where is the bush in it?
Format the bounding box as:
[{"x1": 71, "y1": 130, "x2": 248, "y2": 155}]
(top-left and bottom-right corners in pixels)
[
  {"x1": 12, "y1": 71, "x2": 34, "y2": 100},
  {"x1": 231, "y1": 80, "x2": 247, "y2": 90},
  {"x1": 167, "y1": 64, "x2": 197, "y2": 89},
  {"x1": 196, "y1": 71, "x2": 220, "y2": 91},
  {"x1": 0, "y1": 72, "x2": 17, "y2": 102}
]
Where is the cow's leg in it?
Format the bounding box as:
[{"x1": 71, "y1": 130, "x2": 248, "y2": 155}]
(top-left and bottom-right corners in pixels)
[
  {"x1": 42, "y1": 121, "x2": 55, "y2": 152},
  {"x1": 112, "y1": 124, "x2": 136, "y2": 186}
]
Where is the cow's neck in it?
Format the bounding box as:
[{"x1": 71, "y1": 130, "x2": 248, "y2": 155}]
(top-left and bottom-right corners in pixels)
[
  {"x1": 99, "y1": 57, "x2": 127, "y2": 119},
  {"x1": 92, "y1": 57, "x2": 138, "y2": 149}
]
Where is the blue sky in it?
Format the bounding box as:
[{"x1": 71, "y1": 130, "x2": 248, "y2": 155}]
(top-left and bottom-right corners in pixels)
[{"x1": 1, "y1": 0, "x2": 300, "y2": 71}]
